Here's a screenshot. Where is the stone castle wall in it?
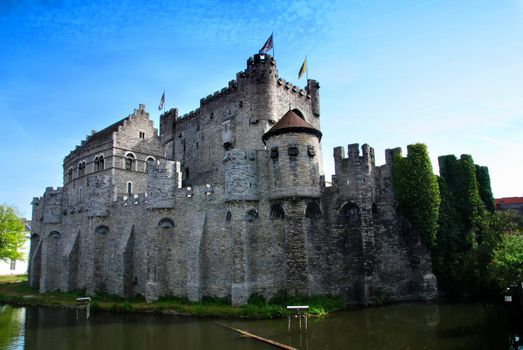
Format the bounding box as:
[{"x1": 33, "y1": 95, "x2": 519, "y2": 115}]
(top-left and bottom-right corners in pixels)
[{"x1": 29, "y1": 54, "x2": 437, "y2": 305}]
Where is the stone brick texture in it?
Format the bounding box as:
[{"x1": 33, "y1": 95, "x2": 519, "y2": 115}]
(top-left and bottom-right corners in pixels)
[{"x1": 29, "y1": 54, "x2": 437, "y2": 305}]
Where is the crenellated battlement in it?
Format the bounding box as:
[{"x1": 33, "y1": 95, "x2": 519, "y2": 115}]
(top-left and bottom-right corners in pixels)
[
  {"x1": 333, "y1": 143, "x2": 375, "y2": 176},
  {"x1": 384, "y1": 147, "x2": 402, "y2": 165},
  {"x1": 112, "y1": 193, "x2": 148, "y2": 207},
  {"x1": 276, "y1": 78, "x2": 310, "y2": 98},
  {"x1": 44, "y1": 186, "x2": 63, "y2": 196}
]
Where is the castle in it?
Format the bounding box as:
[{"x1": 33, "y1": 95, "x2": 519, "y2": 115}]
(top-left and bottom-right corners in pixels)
[{"x1": 29, "y1": 53, "x2": 437, "y2": 305}]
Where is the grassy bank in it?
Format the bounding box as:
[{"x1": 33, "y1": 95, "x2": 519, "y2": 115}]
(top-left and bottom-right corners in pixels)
[{"x1": 0, "y1": 275, "x2": 344, "y2": 319}]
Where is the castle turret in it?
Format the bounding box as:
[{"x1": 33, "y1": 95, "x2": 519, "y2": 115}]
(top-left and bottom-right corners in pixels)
[
  {"x1": 87, "y1": 175, "x2": 111, "y2": 217},
  {"x1": 160, "y1": 108, "x2": 178, "y2": 161},
  {"x1": 146, "y1": 159, "x2": 181, "y2": 209},
  {"x1": 42, "y1": 187, "x2": 63, "y2": 224},
  {"x1": 235, "y1": 54, "x2": 279, "y2": 150},
  {"x1": 262, "y1": 110, "x2": 322, "y2": 199},
  {"x1": 306, "y1": 79, "x2": 320, "y2": 117},
  {"x1": 223, "y1": 149, "x2": 258, "y2": 201}
]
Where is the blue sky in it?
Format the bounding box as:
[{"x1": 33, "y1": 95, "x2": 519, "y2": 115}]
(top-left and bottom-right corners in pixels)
[{"x1": 1, "y1": 0, "x2": 522, "y2": 218}]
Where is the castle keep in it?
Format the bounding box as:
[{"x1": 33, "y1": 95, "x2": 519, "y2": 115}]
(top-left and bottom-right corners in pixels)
[{"x1": 29, "y1": 54, "x2": 437, "y2": 305}]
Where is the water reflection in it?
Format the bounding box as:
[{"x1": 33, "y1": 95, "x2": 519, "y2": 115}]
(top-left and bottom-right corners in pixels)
[
  {"x1": 0, "y1": 305, "x2": 24, "y2": 350},
  {"x1": 0, "y1": 302, "x2": 520, "y2": 350}
]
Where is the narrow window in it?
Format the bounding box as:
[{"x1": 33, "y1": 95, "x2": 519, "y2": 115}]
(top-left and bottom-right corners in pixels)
[
  {"x1": 10, "y1": 260, "x2": 16, "y2": 270},
  {"x1": 139, "y1": 131, "x2": 145, "y2": 139},
  {"x1": 94, "y1": 156, "x2": 99, "y2": 171},
  {"x1": 307, "y1": 145, "x2": 315, "y2": 157},
  {"x1": 78, "y1": 161, "x2": 86, "y2": 176},
  {"x1": 270, "y1": 147, "x2": 279, "y2": 159},
  {"x1": 67, "y1": 168, "x2": 73, "y2": 182},
  {"x1": 125, "y1": 154, "x2": 135, "y2": 171},
  {"x1": 127, "y1": 182, "x2": 133, "y2": 195},
  {"x1": 99, "y1": 155, "x2": 104, "y2": 170}
]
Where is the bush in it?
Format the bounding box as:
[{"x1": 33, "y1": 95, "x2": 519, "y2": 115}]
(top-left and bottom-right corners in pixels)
[
  {"x1": 247, "y1": 293, "x2": 266, "y2": 306},
  {"x1": 489, "y1": 233, "x2": 523, "y2": 289}
]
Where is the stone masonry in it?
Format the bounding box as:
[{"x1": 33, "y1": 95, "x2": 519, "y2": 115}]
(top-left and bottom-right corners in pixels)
[{"x1": 29, "y1": 53, "x2": 437, "y2": 305}]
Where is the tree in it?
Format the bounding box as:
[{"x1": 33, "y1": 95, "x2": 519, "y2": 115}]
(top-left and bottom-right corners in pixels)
[
  {"x1": 0, "y1": 205, "x2": 27, "y2": 262},
  {"x1": 490, "y1": 233, "x2": 523, "y2": 289}
]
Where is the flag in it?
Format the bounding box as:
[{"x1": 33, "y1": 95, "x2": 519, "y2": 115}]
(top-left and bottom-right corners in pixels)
[
  {"x1": 158, "y1": 91, "x2": 165, "y2": 111},
  {"x1": 298, "y1": 57, "x2": 307, "y2": 79},
  {"x1": 259, "y1": 34, "x2": 273, "y2": 55}
]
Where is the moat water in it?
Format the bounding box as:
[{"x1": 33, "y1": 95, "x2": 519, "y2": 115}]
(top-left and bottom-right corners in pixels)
[{"x1": 0, "y1": 302, "x2": 521, "y2": 350}]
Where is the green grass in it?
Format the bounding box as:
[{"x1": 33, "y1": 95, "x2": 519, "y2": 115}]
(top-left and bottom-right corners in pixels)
[
  {"x1": 0, "y1": 275, "x2": 27, "y2": 284},
  {"x1": 0, "y1": 276, "x2": 345, "y2": 319}
]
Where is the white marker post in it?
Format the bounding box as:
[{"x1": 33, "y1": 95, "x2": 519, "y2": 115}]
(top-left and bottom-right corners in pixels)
[{"x1": 286, "y1": 305, "x2": 309, "y2": 333}]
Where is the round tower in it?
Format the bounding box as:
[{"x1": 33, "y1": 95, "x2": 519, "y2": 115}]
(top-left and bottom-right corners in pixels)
[{"x1": 262, "y1": 110, "x2": 322, "y2": 200}]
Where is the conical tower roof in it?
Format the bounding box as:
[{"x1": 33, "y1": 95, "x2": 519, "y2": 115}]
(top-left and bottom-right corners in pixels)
[{"x1": 262, "y1": 110, "x2": 322, "y2": 143}]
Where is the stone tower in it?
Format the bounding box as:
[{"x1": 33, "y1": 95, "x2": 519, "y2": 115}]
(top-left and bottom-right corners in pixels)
[{"x1": 263, "y1": 110, "x2": 323, "y2": 294}]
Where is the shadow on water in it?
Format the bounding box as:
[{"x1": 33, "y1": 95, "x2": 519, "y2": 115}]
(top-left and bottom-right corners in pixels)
[{"x1": 0, "y1": 301, "x2": 521, "y2": 350}]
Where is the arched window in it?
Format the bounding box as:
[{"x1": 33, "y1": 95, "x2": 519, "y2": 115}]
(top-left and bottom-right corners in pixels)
[
  {"x1": 158, "y1": 218, "x2": 175, "y2": 228},
  {"x1": 270, "y1": 204, "x2": 285, "y2": 219},
  {"x1": 67, "y1": 168, "x2": 73, "y2": 182},
  {"x1": 49, "y1": 231, "x2": 61, "y2": 239},
  {"x1": 127, "y1": 182, "x2": 133, "y2": 195},
  {"x1": 292, "y1": 108, "x2": 305, "y2": 119},
  {"x1": 372, "y1": 203, "x2": 378, "y2": 215},
  {"x1": 226, "y1": 211, "x2": 232, "y2": 222},
  {"x1": 145, "y1": 157, "x2": 155, "y2": 171},
  {"x1": 305, "y1": 203, "x2": 322, "y2": 218},
  {"x1": 125, "y1": 153, "x2": 135, "y2": 171},
  {"x1": 78, "y1": 161, "x2": 86, "y2": 176},
  {"x1": 341, "y1": 202, "x2": 360, "y2": 219},
  {"x1": 94, "y1": 155, "x2": 105, "y2": 171},
  {"x1": 245, "y1": 209, "x2": 259, "y2": 221},
  {"x1": 95, "y1": 226, "x2": 109, "y2": 235}
]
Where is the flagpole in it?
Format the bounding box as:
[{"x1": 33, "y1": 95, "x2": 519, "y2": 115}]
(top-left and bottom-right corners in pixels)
[{"x1": 163, "y1": 90, "x2": 165, "y2": 114}]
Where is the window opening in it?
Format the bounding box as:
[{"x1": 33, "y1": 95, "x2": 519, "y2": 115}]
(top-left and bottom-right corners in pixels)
[
  {"x1": 305, "y1": 203, "x2": 322, "y2": 218},
  {"x1": 288, "y1": 145, "x2": 299, "y2": 156},
  {"x1": 270, "y1": 147, "x2": 279, "y2": 159},
  {"x1": 270, "y1": 204, "x2": 285, "y2": 219},
  {"x1": 125, "y1": 154, "x2": 135, "y2": 171}
]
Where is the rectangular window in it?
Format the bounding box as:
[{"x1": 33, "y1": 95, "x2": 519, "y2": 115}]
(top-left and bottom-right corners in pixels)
[
  {"x1": 288, "y1": 145, "x2": 299, "y2": 156},
  {"x1": 10, "y1": 260, "x2": 16, "y2": 270},
  {"x1": 270, "y1": 147, "x2": 279, "y2": 159}
]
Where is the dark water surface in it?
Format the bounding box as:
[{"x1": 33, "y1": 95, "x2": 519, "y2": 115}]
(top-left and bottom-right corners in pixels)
[{"x1": 0, "y1": 302, "x2": 521, "y2": 350}]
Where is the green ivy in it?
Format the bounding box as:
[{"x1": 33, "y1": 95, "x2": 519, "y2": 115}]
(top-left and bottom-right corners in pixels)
[{"x1": 392, "y1": 143, "x2": 440, "y2": 248}]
